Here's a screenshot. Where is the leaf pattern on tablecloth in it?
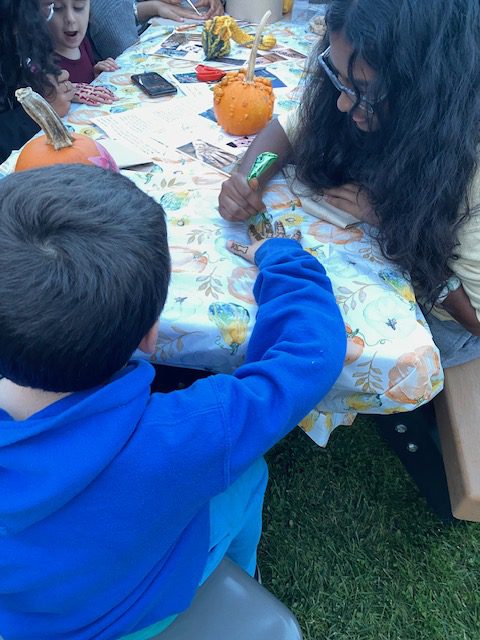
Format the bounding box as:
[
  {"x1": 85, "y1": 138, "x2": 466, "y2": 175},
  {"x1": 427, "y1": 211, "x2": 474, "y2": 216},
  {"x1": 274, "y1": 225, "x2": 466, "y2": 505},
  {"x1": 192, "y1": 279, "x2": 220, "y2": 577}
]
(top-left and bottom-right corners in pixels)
[{"x1": 0, "y1": 19, "x2": 444, "y2": 448}]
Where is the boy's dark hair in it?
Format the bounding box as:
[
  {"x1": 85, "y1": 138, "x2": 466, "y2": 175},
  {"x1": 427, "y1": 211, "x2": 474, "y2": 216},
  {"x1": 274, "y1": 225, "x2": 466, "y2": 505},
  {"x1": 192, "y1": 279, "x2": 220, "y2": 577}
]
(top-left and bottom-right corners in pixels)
[{"x1": 0, "y1": 165, "x2": 171, "y2": 392}]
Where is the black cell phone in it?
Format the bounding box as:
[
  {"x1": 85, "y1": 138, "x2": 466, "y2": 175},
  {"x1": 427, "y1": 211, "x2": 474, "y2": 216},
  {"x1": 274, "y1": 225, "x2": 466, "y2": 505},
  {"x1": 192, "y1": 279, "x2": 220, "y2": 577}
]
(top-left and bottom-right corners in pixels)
[{"x1": 131, "y1": 72, "x2": 178, "y2": 97}]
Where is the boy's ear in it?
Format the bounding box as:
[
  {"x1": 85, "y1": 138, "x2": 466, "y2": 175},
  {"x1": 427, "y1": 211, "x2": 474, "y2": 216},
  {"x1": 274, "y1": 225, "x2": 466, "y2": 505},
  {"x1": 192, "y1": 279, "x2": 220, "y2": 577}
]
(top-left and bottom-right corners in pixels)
[{"x1": 138, "y1": 321, "x2": 159, "y2": 355}]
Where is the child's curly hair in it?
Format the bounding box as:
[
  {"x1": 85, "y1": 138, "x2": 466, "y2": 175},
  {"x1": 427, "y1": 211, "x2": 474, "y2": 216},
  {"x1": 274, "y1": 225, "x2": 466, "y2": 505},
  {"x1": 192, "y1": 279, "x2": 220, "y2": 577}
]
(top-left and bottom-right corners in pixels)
[
  {"x1": 293, "y1": 0, "x2": 480, "y2": 303},
  {"x1": 0, "y1": 0, "x2": 60, "y2": 106}
]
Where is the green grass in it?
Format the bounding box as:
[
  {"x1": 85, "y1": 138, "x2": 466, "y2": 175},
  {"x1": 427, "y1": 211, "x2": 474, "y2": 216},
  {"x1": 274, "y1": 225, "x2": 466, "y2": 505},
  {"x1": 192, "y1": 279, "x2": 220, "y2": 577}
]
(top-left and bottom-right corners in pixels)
[{"x1": 260, "y1": 418, "x2": 480, "y2": 640}]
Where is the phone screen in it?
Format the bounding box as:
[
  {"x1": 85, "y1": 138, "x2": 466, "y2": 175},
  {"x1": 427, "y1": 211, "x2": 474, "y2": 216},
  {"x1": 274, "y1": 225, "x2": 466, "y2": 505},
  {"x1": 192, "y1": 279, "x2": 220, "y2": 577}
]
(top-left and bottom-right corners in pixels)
[{"x1": 131, "y1": 72, "x2": 177, "y2": 97}]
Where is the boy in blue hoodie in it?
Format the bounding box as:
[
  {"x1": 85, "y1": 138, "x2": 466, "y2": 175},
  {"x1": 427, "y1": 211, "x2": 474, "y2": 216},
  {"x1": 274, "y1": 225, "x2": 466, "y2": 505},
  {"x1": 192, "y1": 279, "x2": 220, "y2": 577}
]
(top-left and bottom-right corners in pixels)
[{"x1": 0, "y1": 164, "x2": 346, "y2": 640}]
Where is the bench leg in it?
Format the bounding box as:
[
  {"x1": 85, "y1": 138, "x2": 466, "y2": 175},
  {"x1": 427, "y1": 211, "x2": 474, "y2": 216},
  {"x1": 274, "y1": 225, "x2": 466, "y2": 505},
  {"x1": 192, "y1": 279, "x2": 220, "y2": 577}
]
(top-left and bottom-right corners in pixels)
[{"x1": 373, "y1": 404, "x2": 454, "y2": 523}]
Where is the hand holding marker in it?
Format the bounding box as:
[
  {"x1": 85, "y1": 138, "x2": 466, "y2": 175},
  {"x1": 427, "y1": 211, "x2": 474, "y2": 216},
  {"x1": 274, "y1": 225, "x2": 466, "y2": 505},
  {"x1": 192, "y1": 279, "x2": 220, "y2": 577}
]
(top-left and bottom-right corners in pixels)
[{"x1": 247, "y1": 152, "x2": 278, "y2": 223}]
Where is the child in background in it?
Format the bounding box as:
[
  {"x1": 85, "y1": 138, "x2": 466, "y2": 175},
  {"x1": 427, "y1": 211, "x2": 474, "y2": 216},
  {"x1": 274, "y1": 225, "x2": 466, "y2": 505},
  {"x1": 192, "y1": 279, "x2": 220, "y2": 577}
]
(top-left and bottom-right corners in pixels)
[
  {"x1": 0, "y1": 0, "x2": 76, "y2": 163},
  {"x1": 0, "y1": 165, "x2": 346, "y2": 640},
  {"x1": 45, "y1": 0, "x2": 118, "y2": 104}
]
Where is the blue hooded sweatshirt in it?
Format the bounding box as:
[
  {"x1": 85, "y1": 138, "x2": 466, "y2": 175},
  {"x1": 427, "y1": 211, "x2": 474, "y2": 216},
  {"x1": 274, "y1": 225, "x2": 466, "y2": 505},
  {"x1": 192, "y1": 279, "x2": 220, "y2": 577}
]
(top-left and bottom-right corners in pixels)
[{"x1": 0, "y1": 240, "x2": 346, "y2": 639}]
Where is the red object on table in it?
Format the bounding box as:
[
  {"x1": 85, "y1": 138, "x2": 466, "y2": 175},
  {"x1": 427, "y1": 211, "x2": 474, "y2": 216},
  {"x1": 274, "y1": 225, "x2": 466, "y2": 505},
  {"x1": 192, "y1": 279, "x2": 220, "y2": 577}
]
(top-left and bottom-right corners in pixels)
[{"x1": 195, "y1": 65, "x2": 226, "y2": 82}]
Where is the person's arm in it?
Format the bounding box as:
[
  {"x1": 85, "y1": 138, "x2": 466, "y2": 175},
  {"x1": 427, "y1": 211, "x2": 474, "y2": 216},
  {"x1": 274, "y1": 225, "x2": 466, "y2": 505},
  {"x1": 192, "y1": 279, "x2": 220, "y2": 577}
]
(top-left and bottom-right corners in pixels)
[
  {"x1": 89, "y1": 0, "x2": 138, "y2": 59},
  {"x1": 93, "y1": 57, "x2": 120, "y2": 76},
  {"x1": 136, "y1": 0, "x2": 201, "y2": 22},
  {"x1": 218, "y1": 118, "x2": 293, "y2": 221},
  {"x1": 436, "y1": 196, "x2": 480, "y2": 335},
  {"x1": 194, "y1": 0, "x2": 224, "y2": 18},
  {"x1": 438, "y1": 286, "x2": 480, "y2": 336},
  {"x1": 213, "y1": 237, "x2": 346, "y2": 481},
  {"x1": 148, "y1": 235, "x2": 346, "y2": 489}
]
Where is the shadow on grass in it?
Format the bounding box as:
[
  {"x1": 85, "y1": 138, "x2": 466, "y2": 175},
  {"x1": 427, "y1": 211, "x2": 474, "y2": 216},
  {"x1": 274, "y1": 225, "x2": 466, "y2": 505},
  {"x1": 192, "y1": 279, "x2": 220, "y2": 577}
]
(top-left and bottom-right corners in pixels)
[{"x1": 260, "y1": 418, "x2": 480, "y2": 640}]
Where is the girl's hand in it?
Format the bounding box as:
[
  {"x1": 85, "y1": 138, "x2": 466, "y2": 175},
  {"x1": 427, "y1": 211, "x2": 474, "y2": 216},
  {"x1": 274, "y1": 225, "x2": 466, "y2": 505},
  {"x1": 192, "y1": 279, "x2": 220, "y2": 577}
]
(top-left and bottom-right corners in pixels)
[
  {"x1": 73, "y1": 84, "x2": 118, "y2": 106},
  {"x1": 195, "y1": 0, "x2": 224, "y2": 18},
  {"x1": 94, "y1": 58, "x2": 119, "y2": 76},
  {"x1": 149, "y1": 0, "x2": 204, "y2": 21},
  {"x1": 219, "y1": 173, "x2": 267, "y2": 222},
  {"x1": 45, "y1": 70, "x2": 75, "y2": 117},
  {"x1": 227, "y1": 222, "x2": 302, "y2": 264},
  {"x1": 323, "y1": 183, "x2": 379, "y2": 226}
]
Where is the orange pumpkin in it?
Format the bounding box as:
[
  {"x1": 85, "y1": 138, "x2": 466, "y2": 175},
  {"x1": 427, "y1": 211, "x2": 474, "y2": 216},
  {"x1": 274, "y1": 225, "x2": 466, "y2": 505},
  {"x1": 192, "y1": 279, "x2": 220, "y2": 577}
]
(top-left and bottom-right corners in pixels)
[
  {"x1": 170, "y1": 246, "x2": 208, "y2": 273},
  {"x1": 213, "y1": 11, "x2": 275, "y2": 136},
  {"x1": 344, "y1": 324, "x2": 365, "y2": 365},
  {"x1": 14, "y1": 87, "x2": 118, "y2": 172},
  {"x1": 227, "y1": 265, "x2": 257, "y2": 303},
  {"x1": 308, "y1": 220, "x2": 364, "y2": 244},
  {"x1": 213, "y1": 72, "x2": 274, "y2": 136}
]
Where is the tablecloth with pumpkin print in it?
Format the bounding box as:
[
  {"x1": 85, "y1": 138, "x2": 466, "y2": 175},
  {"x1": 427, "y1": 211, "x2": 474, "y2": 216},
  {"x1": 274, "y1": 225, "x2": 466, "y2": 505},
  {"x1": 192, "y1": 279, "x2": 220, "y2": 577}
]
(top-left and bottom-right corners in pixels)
[{"x1": 0, "y1": 18, "x2": 443, "y2": 446}]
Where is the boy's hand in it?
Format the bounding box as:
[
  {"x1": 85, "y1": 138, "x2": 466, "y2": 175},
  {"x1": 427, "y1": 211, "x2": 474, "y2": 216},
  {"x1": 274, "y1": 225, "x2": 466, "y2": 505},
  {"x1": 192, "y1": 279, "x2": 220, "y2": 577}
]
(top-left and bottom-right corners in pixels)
[
  {"x1": 94, "y1": 58, "x2": 120, "y2": 76},
  {"x1": 227, "y1": 221, "x2": 302, "y2": 264}
]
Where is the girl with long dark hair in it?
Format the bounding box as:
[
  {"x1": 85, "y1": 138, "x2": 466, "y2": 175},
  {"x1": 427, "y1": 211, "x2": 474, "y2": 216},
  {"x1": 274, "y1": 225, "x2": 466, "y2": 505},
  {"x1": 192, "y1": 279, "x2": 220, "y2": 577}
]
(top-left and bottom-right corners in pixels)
[
  {"x1": 219, "y1": 0, "x2": 480, "y2": 368},
  {"x1": 0, "y1": 0, "x2": 76, "y2": 163}
]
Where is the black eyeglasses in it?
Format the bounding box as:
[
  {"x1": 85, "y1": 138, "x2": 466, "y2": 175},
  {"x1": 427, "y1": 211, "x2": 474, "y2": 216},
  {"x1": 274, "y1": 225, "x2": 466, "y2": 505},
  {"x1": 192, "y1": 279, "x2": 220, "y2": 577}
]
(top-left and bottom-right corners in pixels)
[{"x1": 318, "y1": 46, "x2": 385, "y2": 115}]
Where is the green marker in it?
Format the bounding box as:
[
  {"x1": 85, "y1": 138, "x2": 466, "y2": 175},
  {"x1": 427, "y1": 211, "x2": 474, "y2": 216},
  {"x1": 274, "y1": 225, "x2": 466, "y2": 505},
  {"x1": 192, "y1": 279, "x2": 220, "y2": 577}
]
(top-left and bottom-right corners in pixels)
[
  {"x1": 247, "y1": 152, "x2": 278, "y2": 222},
  {"x1": 247, "y1": 152, "x2": 278, "y2": 183}
]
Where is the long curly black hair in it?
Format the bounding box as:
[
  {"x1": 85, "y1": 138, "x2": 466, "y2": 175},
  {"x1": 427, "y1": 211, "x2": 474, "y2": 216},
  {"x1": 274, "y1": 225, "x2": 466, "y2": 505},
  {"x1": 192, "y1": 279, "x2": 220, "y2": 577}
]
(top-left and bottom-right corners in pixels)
[
  {"x1": 0, "y1": 0, "x2": 59, "y2": 107},
  {"x1": 292, "y1": 0, "x2": 480, "y2": 302}
]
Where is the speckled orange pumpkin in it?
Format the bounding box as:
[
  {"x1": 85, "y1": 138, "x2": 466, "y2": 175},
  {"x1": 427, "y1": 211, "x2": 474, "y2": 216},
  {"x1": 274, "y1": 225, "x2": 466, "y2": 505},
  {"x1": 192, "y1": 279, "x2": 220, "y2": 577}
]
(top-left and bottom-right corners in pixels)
[
  {"x1": 14, "y1": 87, "x2": 118, "y2": 172},
  {"x1": 212, "y1": 10, "x2": 275, "y2": 136},
  {"x1": 213, "y1": 71, "x2": 274, "y2": 136}
]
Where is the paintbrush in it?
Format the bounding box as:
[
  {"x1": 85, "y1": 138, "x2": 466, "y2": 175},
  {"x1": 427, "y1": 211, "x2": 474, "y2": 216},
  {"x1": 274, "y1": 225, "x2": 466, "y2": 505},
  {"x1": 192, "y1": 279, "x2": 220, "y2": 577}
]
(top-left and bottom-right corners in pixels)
[{"x1": 184, "y1": 0, "x2": 202, "y2": 16}]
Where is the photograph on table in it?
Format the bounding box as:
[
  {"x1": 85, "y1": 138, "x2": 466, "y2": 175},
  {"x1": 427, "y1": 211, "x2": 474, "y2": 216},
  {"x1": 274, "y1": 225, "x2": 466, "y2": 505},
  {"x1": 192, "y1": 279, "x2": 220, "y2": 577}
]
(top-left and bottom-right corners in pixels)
[
  {"x1": 252, "y1": 69, "x2": 286, "y2": 88},
  {"x1": 214, "y1": 56, "x2": 248, "y2": 66},
  {"x1": 199, "y1": 107, "x2": 217, "y2": 123},
  {"x1": 255, "y1": 49, "x2": 307, "y2": 66},
  {"x1": 150, "y1": 32, "x2": 204, "y2": 61},
  {"x1": 255, "y1": 51, "x2": 286, "y2": 65},
  {"x1": 273, "y1": 48, "x2": 308, "y2": 59},
  {"x1": 173, "y1": 72, "x2": 203, "y2": 84},
  {"x1": 177, "y1": 139, "x2": 243, "y2": 175},
  {"x1": 225, "y1": 135, "x2": 255, "y2": 149}
]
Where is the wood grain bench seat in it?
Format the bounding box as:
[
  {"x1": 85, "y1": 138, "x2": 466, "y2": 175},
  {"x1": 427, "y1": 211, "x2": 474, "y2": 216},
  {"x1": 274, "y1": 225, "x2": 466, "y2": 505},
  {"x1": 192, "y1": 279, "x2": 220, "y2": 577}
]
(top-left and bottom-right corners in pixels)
[{"x1": 434, "y1": 359, "x2": 480, "y2": 521}]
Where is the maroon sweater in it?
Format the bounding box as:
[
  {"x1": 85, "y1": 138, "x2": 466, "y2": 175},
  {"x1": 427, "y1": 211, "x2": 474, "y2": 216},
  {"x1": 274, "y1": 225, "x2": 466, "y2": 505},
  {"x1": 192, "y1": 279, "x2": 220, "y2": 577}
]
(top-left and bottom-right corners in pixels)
[{"x1": 55, "y1": 38, "x2": 95, "y2": 84}]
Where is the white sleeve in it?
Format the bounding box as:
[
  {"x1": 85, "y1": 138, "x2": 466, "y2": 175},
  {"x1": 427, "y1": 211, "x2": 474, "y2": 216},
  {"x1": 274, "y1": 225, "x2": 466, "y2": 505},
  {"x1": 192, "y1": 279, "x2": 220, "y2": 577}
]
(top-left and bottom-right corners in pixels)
[{"x1": 277, "y1": 107, "x2": 300, "y2": 144}]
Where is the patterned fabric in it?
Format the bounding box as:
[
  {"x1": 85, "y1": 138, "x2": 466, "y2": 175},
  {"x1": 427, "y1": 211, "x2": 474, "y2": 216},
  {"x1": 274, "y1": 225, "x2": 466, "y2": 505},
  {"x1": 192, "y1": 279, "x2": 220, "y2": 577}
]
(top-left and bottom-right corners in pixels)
[{"x1": 0, "y1": 19, "x2": 444, "y2": 446}]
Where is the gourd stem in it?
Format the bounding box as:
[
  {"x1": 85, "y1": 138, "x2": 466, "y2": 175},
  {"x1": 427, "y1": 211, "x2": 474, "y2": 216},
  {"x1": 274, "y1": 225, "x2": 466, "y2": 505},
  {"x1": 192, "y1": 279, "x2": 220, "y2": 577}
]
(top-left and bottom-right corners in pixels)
[
  {"x1": 15, "y1": 87, "x2": 74, "y2": 150},
  {"x1": 246, "y1": 10, "x2": 271, "y2": 83}
]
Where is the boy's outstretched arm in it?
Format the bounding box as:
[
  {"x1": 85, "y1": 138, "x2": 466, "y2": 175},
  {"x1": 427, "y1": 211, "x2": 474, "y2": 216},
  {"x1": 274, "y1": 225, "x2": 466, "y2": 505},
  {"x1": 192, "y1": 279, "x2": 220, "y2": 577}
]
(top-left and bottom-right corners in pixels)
[
  {"x1": 211, "y1": 230, "x2": 346, "y2": 482},
  {"x1": 146, "y1": 229, "x2": 345, "y2": 493}
]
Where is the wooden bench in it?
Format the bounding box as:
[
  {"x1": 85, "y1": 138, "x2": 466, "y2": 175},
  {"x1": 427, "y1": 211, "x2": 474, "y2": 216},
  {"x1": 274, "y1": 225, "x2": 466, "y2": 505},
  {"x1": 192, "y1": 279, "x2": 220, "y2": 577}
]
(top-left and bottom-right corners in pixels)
[
  {"x1": 375, "y1": 362, "x2": 480, "y2": 524},
  {"x1": 152, "y1": 363, "x2": 480, "y2": 522},
  {"x1": 433, "y1": 359, "x2": 480, "y2": 521}
]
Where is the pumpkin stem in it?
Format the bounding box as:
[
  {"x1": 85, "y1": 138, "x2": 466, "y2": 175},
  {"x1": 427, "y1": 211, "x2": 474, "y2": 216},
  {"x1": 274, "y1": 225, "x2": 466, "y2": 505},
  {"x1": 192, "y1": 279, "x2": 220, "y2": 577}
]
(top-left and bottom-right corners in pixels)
[
  {"x1": 245, "y1": 10, "x2": 272, "y2": 83},
  {"x1": 15, "y1": 87, "x2": 74, "y2": 150}
]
